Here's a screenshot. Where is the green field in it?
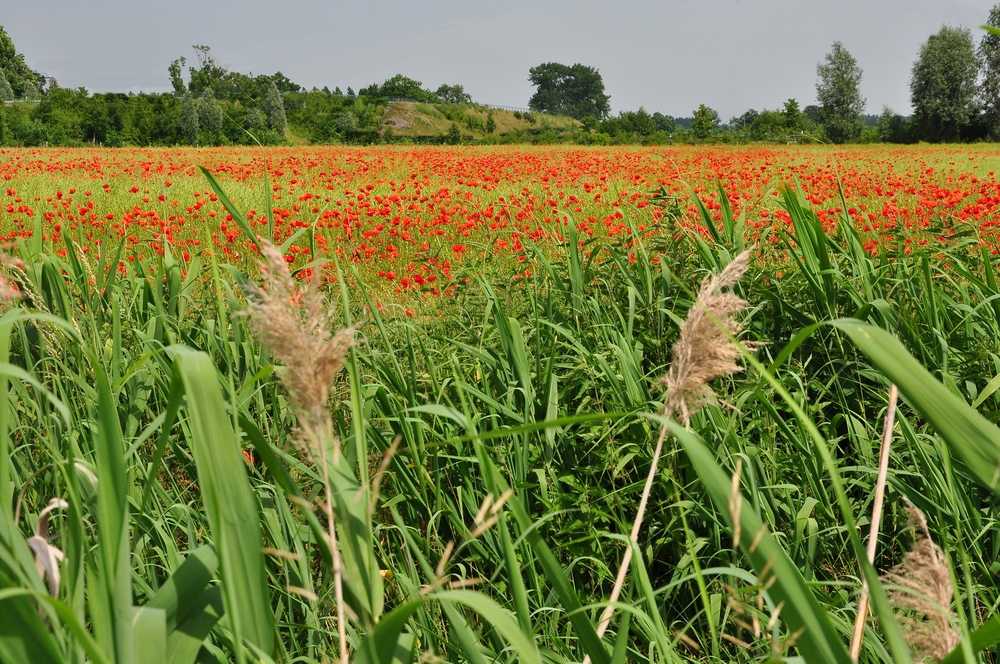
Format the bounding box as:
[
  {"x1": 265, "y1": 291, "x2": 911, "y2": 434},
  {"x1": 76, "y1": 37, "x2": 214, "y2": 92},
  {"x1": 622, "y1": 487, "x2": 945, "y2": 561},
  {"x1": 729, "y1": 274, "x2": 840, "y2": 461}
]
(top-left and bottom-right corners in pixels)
[{"x1": 1, "y1": 144, "x2": 1000, "y2": 663}]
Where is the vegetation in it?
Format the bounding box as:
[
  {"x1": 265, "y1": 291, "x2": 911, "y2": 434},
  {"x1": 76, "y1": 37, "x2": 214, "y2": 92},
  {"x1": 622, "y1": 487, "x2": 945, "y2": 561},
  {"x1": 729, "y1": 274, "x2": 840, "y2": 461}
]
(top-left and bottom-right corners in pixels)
[
  {"x1": 527, "y1": 62, "x2": 611, "y2": 121},
  {"x1": 815, "y1": 41, "x2": 866, "y2": 143},
  {"x1": 0, "y1": 145, "x2": 999, "y2": 662},
  {"x1": 910, "y1": 26, "x2": 980, "y2": 143}
]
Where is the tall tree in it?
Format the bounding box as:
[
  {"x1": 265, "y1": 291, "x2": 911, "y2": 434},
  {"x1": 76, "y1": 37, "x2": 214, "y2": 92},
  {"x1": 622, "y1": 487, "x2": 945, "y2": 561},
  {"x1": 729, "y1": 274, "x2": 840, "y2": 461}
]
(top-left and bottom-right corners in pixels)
[
  {"x1": 527, "y1": 63, "x2": 610, "y2": 120},
  {"x1": 0, "y1": 70, "x2": 12, "y2": 101},
  {"x1": 911, "y1": 25, "x2": 978, "y2": 142},
  {"x1": 0, "y1": 25, "x2": 43, "y2": 97},
  {"x1": 691, "y1": 104, "x2": 720, "y2": 140},
  {"x1": 815, "y1": 42, "x2": 866, "y2": 143},
  {"x1": 783, "y1": 98, "x2": 802, "y2": 131},
  {"x1": 435, "y1": 84, "x2": 472, "y2": 105},
  {"x1": 178, "y1": 93, "x2": 199, "y2": 146},
  {"x1": 198, "y1": 90, "x2": 223, "y2": 144},
  {"x1": 980, "y1": 6, "x2": 1000, "y2": 139},
  {"x1": 262, "y1": 79, "x2": 286, "y2": 134}
]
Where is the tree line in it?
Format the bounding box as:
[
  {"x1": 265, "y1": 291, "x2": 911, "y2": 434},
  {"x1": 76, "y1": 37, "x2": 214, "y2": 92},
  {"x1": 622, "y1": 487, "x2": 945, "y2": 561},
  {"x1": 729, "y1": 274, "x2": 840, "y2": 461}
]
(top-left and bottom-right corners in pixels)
[{"x1": 4, "y1": 10, "x2": 1000, "y2": 147}]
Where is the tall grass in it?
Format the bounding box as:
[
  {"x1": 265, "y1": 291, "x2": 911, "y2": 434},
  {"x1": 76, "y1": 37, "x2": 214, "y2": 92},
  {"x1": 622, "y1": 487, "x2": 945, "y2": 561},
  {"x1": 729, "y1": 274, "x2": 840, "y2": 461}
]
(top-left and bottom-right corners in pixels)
[{"x1": 0, "y1": 171, "x2": 999, "y2": 664}]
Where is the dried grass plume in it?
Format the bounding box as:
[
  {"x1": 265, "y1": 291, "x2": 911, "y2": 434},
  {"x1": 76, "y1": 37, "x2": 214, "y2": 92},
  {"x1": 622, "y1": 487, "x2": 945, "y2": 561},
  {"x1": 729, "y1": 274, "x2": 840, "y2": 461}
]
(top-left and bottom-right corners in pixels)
[
  {"x1": 662, "y1": 249, "x2": 754, "y2": 425},
  {"x1": 881, "y1": 501, "x2": 959, "y2": 662},
  {"x1": 245, "y1": 243, "x2": 356, "y2": 438}
]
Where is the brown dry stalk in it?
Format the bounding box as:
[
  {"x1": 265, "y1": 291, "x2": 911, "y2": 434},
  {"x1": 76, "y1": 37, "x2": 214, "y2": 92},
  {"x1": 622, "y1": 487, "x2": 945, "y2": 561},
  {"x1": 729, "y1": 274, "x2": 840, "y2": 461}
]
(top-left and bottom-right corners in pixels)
[
  {"x1": 245, "y1": 242, "x2": 355, "y2": 664},
  {"x1": 850, "y1": 383, "x2": 899, "y2": 661},
  {"x1": 881, "y1": 501, "x2": 959, "y2": 662},
  {"x1": 589, "y1": 249, "x2": 754, "y2": 652}
]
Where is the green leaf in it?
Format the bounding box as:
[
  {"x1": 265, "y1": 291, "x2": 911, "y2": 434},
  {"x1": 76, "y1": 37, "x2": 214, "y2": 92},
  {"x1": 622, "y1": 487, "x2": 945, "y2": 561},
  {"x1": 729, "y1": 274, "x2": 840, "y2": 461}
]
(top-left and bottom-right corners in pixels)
[
  {"x1": 133, "y1": 606, "x2": 167, "y2": 664},
  {"x1": 95, "y1": 364, "x2": 134, "y2": 664},
  {"x1": 669, "y1": 421, "x2": 852, "y2": 664},
  {"x1": 354, "y1": 599, "x2": 424, "y2": 664},
  {"x1": 831, "y1": 320, "x2": 1000, "y2": 496},
  {"x1": 170, "y1": 346, "x2": 275, "y2": 658},
  {"x1": 198, "y1": 167, "x2": 261, "y2": 254},
  {"x1": 148, "y1": 547, "x2": 219, "y2": 633},
  {"x1": 165, "y1": 588, "x2": 225, "y2": 664}
]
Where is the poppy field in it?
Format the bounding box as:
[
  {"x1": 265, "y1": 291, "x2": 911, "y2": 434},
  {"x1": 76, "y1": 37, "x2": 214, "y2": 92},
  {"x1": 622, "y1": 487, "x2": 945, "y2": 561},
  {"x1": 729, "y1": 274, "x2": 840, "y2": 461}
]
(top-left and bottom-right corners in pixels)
[
  {"x1": 5, "y1": 144, "x2": 1000, "y2": 301},
  {"x1": 3, "y1": 144, "x2": 1000, "y2": 663}
]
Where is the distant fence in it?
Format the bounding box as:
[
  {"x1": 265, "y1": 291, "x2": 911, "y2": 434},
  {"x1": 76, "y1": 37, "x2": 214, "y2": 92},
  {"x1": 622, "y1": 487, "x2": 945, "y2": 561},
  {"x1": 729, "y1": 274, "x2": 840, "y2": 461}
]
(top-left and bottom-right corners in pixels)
[{"x1": 3, "y1": 99, "x2": 41, "y2": 106}]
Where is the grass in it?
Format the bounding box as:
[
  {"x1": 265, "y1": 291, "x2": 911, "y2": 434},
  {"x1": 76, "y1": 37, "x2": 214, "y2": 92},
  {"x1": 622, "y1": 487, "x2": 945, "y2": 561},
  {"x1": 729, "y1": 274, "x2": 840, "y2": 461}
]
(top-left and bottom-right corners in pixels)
[{"x1": 1, "y1": 145, "x2": 1000, "y2": 662}]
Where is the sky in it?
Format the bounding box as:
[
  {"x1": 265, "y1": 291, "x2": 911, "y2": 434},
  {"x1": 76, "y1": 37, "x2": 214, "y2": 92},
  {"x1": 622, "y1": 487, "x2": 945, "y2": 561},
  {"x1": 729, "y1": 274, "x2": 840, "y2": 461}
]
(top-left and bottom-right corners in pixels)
[{"x1": 3, "y1": 0, "x2": 997, "y2": 120}]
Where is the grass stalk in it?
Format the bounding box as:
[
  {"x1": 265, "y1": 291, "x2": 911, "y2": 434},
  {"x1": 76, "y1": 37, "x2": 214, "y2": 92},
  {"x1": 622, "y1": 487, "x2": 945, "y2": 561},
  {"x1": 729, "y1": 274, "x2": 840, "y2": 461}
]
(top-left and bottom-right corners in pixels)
[{"x1": 849, "y1": 383, "x2": 899, "y2": 660}]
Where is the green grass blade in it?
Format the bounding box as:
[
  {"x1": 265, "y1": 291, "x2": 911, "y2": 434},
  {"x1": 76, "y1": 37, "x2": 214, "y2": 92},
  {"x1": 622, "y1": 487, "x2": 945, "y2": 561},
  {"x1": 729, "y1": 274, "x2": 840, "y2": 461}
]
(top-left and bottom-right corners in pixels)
[
  {"x1": 198, "y1": 167, "x2": 262, "y2": 254},
  {"x1": 831, "y1": 320, "x2": 1000, "y2": 496},
  {"x1": 170, "y1": 346, "x2": 275, "y2": 658},
  {"x1": 148, "y1": 546, "x2": 219, "y2": 632},
  {"x1": 668, "y1": 420, "x2": 852, "y2": 664},
  {"x1": 165, "y1": 587, "x2": 225, "y2": 664},
  {"x1": 133, "y1": 606, "x2": 167, "y2": 664},
  {"x1": 95, "y1": 364, "x2": 134, "y2": 664}
]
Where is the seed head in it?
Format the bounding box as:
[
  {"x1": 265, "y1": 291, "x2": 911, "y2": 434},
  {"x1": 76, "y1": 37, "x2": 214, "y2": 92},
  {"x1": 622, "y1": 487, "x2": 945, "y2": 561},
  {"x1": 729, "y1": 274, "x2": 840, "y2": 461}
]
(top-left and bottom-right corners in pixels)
[
  {"x1": 881, "y1": 501, "x2": 959, "y2": 661},
  {"x1": 246, "y1": 243, "x2": 356, "y2": 437},
  {"x1": 662, "y1": 249, "x2": 754, "y2": 425}
]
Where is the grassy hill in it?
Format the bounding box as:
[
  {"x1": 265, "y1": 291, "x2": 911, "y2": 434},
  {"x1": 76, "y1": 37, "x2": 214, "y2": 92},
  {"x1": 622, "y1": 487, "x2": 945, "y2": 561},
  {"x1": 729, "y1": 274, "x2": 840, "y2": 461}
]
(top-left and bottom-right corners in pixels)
[{"x1": 381, "y1": 101, "x2": 580, "y2": 140}]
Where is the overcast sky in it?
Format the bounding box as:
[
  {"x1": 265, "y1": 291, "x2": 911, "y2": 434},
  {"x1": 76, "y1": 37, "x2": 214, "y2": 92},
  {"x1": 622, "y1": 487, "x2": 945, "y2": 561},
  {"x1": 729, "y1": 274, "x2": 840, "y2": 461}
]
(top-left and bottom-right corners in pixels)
[{"x1": 3, "y1": 0, "x2": 996, "y2": 119}]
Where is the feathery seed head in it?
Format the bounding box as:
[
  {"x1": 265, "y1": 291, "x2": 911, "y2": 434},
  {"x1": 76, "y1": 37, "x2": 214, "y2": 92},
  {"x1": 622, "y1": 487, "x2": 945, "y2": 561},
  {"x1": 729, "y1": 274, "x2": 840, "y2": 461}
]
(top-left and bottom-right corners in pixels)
[
  {"x1": 246, "y1": 243, "x2": 356, "y2": 436},
  {"x1": 881, "y1": 501, "x2": 959, "y2": 661},
  {"x1": 662, "y1": 249, "x2": 754, "y2": 425}
]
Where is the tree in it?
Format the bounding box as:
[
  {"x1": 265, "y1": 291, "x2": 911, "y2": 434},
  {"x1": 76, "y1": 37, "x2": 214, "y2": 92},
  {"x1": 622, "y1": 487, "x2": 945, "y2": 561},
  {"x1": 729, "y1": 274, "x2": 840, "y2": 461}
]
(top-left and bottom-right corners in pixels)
[
  {"x1": 198, "y1": 90, "x2": 223, "y2": 144},
  {"x1": 815, "y1": 42, "x2": 865, "y2": 143},
  {"x1": 652, "y1": 112, "x2": 675, "y2": 133},
  {"x1": 911, "y1": 26, "x2": 978, "y2": 142},
  {"x1": 0, "y1": 70, "x2": 12, "y2": 101},
  {"x1": 691, "y1": 104, "x2": 720, "y2": 140},
  {"x1": 486, "y1": 112, "x2": 496, "y2": 134},
  {"x1": 783, "y1": 98, "x2": 802, "y2": 131},
  {"x1": 360, "y1": 75, "x2": 433, "y2": 101},
  {"x1": 270, "y1": 71, "x2": 301, "y2": 94},
  {"x1": 168, "y1": 57, "x2": 187, "y2": 95},
  {"x1": 981, "y1": 7, "x2": 1000, "y2": 138},
  {"x1": 0, "y1": 25, "x2": 44, "y2": 98},
  {"x1": 877, "y1": 106, "x2": 909, "y2": 143},
  {"x1": 436, "y1": 84, "x2": 472, "y2": 105},
  {"x1": 246, "y1": 107, "x2": 267, "y2": 135},
  {"x1": 262, "y1": 79, "x2": 286, "y2": 134},
  {"x1": 527, "y1": 63, "x2": 610, "y2": 120},
  {"x1": 178, "y1": 93, "x2": 199, "y2": 145}
]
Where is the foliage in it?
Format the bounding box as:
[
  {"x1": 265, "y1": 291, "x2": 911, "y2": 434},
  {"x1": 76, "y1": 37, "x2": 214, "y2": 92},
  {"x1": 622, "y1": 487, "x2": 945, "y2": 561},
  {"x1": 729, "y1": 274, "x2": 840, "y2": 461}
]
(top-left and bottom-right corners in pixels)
[
  {"x1": 197, "y1": 90, "x2": 223, "y2": 145},
  {"x1": 435, "y1": 83, "x2": 473, "y2": 104},
  {"x1": 782, "y1": 98, "x2": 802, "y2": 131},
  {"x1": 815, "y1": 41, "x2": 866, "y2": 143},
  {"x1": 691, "y1": 103, "x2": 720, "y2": 140},
  {"x1": 3, "y1": 153, "x2": 1000, "y2": 662},
  {"x1": 527, "y1": 62, "x2": 611, "y2": 120},
  {"x1": 910, "y1": 25, "x2": 979, "y2": 142},
  {"x1": 0, "y1": 70, "x2": 13, "y2": 101},
  {"x1": 360, "y1": 74, "x2": 437, "y2": 102},
  {"x1": 178, "y1": 93, "x2": 199, "y2": 146},
  {"x1": 877, "y1": 106, "x2": 909, "y2": 143},
  {"x1": 0, "y1": 25, "x2": 44, "y2": 98},
  {"x1": 980, "y1": 7, "x2": 1000, "y2": 139},
  {"x1": 262, "y1": 79, "x2": 287, "y2": 134}
]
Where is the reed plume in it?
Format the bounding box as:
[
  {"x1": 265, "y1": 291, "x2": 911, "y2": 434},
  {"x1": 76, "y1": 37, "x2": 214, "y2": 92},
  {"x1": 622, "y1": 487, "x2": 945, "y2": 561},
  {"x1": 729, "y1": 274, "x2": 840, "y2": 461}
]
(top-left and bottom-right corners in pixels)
[
  {"x1": 882, "y1": 501, "x2": 959, "y2": 662},
  {"x1": 244, "y1": 242, "x2": 355, "y2": 664},
  {"x1": 591, "y1": 248, "x2": 755, "y2": 650}
]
